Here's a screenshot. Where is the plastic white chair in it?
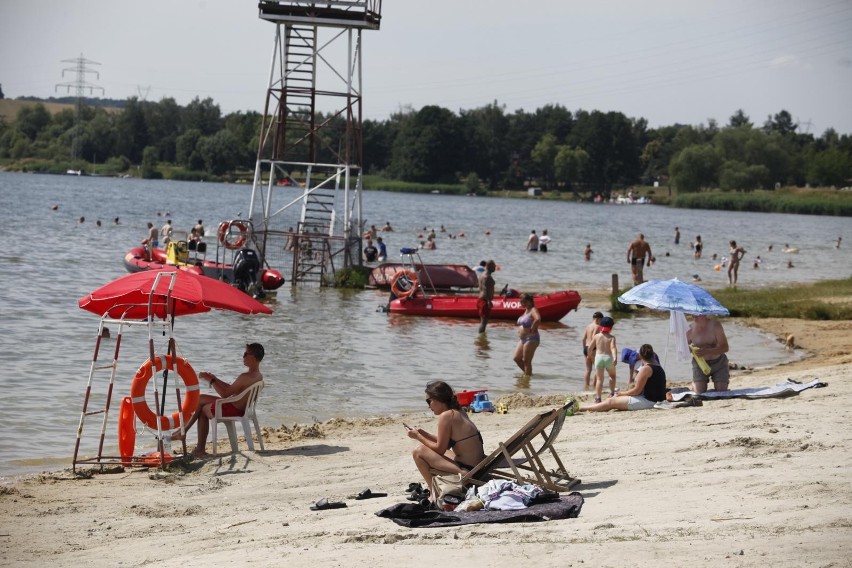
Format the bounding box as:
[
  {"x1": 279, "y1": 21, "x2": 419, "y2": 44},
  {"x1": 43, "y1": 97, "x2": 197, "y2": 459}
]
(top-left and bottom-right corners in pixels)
[{"x1": 211, "y1": 381, "x2": 265, "y2": 454}]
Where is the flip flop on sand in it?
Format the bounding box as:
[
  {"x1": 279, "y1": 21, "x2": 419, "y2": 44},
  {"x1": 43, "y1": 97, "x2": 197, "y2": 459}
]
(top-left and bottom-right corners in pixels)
[
  {"x1": 354, "y1": 488, "x2": 388, "y2": 500},
  {"x1": 309, "y1": 498, "x2": 347, "y2": 511}
]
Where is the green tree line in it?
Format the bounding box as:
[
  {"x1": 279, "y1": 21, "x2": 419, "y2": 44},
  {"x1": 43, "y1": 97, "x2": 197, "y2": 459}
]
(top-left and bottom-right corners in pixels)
[{"x1": 1, "y1": 96, "x2": 850, "y2": 194}]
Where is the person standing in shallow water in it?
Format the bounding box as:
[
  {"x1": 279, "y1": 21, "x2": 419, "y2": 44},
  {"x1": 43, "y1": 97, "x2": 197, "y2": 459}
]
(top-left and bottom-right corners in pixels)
[
  {"x1": 674, "y1": 226, "x2": 680, "y2": 245},
  {"x1": 527, "y1": 230, "x2": 539, "y2": 252},
  {"x1": 477, "y1": 260, "x2": 496, "y2": 334},
  {"x1": 727, "y1": 240, "x2": 746, "y2": 286},
  {"x1": 538, "y1": 229, "x2": 551, "y2": 252},
  {"x1": 627, "y1": 233, "x2": 652, "y2": 285},
  {"x1": 694, "y1": 235, "x2": 703, "y2": 259},
  {"x1": 513, "y1": 293, "x2": 541, "y2": 376}
]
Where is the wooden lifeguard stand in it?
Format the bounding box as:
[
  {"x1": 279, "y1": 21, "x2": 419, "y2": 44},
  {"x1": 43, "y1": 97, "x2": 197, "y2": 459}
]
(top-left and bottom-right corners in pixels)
[{"x1": 249, "y1": 1, "x2": 382, "y2": 286}]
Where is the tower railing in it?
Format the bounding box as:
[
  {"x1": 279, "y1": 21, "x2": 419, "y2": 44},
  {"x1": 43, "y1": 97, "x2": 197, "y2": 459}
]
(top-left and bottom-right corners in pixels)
[{"x1": 250, "y1": 1, "x2": 380, "y2": 285}]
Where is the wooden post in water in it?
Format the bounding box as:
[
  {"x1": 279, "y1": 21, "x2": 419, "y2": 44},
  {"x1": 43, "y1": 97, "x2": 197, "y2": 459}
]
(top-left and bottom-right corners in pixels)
[{"x1": 611, "y1": 273, "x2": 619, "y2": 297}]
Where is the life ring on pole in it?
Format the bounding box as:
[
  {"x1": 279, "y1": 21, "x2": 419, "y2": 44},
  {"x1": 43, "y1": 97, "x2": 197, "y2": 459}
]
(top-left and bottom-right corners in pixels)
[
  {"x1": 130, "y1": 355, "x2": 200, "y2": 432},
  {"x1": 217, "y1": 221, "x2": 249, "y2": 250},
  {"x1": 390, "y1": 270, "x2": 419, "y2": 298}
]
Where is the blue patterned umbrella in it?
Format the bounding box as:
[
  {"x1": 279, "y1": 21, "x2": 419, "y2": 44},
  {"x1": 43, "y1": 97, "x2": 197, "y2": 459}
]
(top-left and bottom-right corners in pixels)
[{"x1": 618, "y1": 278, "x2": 729, "y2": 316}]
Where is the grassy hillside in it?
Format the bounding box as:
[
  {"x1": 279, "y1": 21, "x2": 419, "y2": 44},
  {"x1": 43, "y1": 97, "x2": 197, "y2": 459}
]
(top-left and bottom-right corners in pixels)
[
  {"x1": 0, "y1": 99, "x2": 76, "y2": 120},
  {"x1": 0, "y1": 99, "x2": 122, "y2": 121}
]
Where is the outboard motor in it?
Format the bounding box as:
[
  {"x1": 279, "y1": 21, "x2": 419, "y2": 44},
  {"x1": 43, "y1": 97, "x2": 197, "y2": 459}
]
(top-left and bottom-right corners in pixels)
[{"x1": 232, "y1": 248, "x2": 262, "y2": 297}]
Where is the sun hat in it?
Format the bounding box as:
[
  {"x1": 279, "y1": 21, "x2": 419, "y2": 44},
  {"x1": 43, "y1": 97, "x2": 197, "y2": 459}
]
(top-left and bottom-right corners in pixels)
[{"x1": 600, "y1": 316, "x2": 614, "y2": 332}]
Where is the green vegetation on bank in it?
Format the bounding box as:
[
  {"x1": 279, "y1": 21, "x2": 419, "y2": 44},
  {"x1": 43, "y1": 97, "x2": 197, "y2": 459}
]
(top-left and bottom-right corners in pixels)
[
  {"x1": 612, "y1": 278, "x2": 852, "y2": 320},
  {"x1": 2, "y1": 97, "x2": 850, "y2": 216},
  {"x1": 362, "y1": 175, "x2": 465, "y2": 195},
  {"x1": 713, "y1": 278, "x2": 852, "y2": 320},
  {"x1": 672, "y1": 188, "x2": 852, "y2": 216}
]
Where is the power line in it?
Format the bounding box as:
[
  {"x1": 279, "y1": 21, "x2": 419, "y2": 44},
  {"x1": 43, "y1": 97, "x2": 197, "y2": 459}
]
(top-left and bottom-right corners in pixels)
[{"x1": 55, "y1": 53, "x2": 105, "y2": 160}]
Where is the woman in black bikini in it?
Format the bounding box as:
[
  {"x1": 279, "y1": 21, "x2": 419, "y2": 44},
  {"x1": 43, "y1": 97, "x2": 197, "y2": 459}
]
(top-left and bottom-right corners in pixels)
[{"x1": 408, "y1": 381, "x2": 486, "y2": 490}]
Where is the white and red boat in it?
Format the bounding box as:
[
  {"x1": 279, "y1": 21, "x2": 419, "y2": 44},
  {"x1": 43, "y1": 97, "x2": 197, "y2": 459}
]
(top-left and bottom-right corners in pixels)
[
  {"x1": 123, "y1": 220, "x2": 284, "y2": 296},
  {"x1": 387, "y1": 289, "x2": 582, "y2": 322}
]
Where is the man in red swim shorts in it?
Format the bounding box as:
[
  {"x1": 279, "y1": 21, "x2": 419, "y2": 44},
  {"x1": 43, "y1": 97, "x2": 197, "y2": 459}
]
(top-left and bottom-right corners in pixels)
[
  {"x1": 477, "y1": 260, "x2": 496, "y2": 334},
  {"x1": 173, "y1": 343, "x2": 265, "y2": 456}
]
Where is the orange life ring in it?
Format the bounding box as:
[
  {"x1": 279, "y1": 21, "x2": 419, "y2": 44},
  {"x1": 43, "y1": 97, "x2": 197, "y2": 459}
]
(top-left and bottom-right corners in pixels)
[
  {"x1": 217, "y1": 221, "x2": 249, "y2": 250},
  {"x1": 130, "y1": 355, "x2": 200, "y2": 432},
  {"x1": 118, "y1": 396, "x2": 136, "y2": 465},
  {"x1": 390, "y1": 270, "x2": 418, "y2": 298}
]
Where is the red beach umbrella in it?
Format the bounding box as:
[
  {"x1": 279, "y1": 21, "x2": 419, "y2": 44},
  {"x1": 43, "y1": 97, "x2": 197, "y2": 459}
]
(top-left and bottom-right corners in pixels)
[{"x1": 78, "y1": 269, "x2": 273, "y2": 319}]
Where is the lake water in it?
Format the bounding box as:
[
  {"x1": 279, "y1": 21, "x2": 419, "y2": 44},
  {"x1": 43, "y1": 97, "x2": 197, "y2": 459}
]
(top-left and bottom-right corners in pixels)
[{"x1": 0, "y1": 172, "x2": 848, "y2": 479}]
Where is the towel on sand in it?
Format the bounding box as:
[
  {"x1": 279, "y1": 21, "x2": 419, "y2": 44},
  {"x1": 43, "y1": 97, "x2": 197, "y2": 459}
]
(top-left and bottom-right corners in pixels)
[
  {"x1": 667, "y1": 379, "x2": 826, "y2": 402},
  {"x1": 376, "y1": 492, "x2": 584, "y2": 528}
]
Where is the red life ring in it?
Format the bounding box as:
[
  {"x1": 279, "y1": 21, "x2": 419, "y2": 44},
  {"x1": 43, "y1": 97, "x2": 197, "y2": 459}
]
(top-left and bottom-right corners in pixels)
[
  {"x1": 118, "y1": 396, "x2": 136, "y2": 465},
  {"x1": 130, "y1": 355, "x2": 200, "y2": 432},
  {"x1": 217, "y1": 221, "x2": 249, "y2": 250},
  {"x1": 390, "y1": 270, "x2": 418, "y2": 298}
]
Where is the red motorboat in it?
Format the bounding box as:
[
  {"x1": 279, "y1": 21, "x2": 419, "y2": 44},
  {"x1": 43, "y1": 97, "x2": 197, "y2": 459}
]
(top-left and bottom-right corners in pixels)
[
  {"x1": 123, "y1": 220, "x2": 284, "y2": 296},
  {"x1": 369, "y1": 263, "x2": 479, "y2": 290},
  {"x1": 388, "y1": 290, "x2": 582, "y2": 322}
]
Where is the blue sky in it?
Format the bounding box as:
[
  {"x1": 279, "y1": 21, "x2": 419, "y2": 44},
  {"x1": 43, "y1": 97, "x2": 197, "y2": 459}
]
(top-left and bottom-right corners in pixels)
[{"x1": 2, "y1": 0, "x2": 851, "y2": 134}]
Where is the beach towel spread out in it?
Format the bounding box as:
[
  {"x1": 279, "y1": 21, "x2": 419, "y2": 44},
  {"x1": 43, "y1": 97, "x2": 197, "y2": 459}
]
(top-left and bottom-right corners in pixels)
[
  {"x1": 376, "y1": 492, "x2": 584, "y2": 528},
  {"x1": 667, "y1": 379, "x2": 827, "y2": 402}
]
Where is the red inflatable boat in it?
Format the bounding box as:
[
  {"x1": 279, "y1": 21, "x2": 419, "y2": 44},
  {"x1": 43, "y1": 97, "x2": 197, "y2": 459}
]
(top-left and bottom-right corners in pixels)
[{"x1": 388, "y1": 290, "x2": 581, "y2": 322}]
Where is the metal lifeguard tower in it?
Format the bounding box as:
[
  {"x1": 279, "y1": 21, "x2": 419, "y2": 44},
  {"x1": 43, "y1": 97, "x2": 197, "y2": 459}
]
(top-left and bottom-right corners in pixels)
[{"x1": 249, "y1": 1, "x2": 382, "y2": 286}]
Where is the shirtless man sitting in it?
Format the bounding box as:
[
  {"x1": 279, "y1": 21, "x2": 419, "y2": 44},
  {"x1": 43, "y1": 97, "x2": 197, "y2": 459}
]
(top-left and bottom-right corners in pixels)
[
  {"x1": 174, "y1": 343, "x2": 264, "y2": 456},
  {"x1": 627, "y1": 233, "x2": 652, "y2": 285},
  {"x1": 686, "y1": 315, "x2": 729, "y2": 393}
]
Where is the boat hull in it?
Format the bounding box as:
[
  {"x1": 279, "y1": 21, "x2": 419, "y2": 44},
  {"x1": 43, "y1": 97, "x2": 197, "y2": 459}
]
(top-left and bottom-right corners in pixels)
[
  {"x1": 388, "y1": 290, "x2": 582, "y2": 322},
  {"x1": 370, "y1": 263, "x2": 478, "y2": 290},
  {"x1": 123, "y1": 246, "x2": 284, "y2": 291}
]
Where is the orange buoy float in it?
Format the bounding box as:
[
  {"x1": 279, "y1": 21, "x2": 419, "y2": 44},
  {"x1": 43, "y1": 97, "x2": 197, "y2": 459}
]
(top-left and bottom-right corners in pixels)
[
  {"x1": 130, "y1": 355, "x2": 200, "y2": 432},
  {"x1": 118, "y1": 396, "x2": 136, "y2": 465},
  {"x1": 140, "y1": 451, "x2": 173, "y2": 467},
  {"x1": 217, "y1": 221, "x2": 249, "y2": 250},
  {"x1": 390, "y1": 270, "x2": 419, "y2": 299}
]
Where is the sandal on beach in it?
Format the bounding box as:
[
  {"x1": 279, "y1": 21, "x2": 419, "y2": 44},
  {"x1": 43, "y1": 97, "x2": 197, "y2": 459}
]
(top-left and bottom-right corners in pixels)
[
  {"x1": 407, "y1": 488, "x2": 429, "y2": 501},
  {"x1": 594, "y1": 397, "x2": 602, "y2": 403},
  {"x1": 309, "y1": 498, "x2": 347, "y2": 511},
  {"x1": 354, "y1": 488, "x2": 388, "y2": 500}
]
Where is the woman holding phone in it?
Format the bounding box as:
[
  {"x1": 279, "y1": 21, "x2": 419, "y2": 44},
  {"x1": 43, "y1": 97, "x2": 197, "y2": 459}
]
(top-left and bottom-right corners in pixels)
[{"x1": 407, "y1": 381, "x2": 486, "y2": 490}]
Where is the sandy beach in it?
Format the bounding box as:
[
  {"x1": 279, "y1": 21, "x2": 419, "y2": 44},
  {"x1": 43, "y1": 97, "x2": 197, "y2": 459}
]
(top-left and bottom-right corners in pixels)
[{"x1": 2, "y1": 311, "x2": 851, "y2": 567}]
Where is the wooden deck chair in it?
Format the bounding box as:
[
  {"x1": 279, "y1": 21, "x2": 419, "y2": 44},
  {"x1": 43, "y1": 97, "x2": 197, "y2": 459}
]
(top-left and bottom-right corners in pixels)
[{"x1": 462, "y1": 402, "x2": 579, "y2": 491}]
